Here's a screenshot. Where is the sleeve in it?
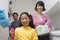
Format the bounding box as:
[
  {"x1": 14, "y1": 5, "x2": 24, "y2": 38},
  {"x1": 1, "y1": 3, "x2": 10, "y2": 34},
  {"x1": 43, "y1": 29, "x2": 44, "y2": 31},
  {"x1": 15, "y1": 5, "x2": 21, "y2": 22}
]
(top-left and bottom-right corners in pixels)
[
  {"x1": 43, "y1": 14, "x2": 52, "y2": 31},
  {"x1": 31, "y1": 14, "x2": 38, "y2": 27},
  {"x1": 9, "y1": 22, "x2": 12, "y2": 30},
  {"x1": 15, "y1": 28, "x2": 19, "y2": 40},
  {"x1": 32, "y1": 29, "x2": 38, "y2": 40}
]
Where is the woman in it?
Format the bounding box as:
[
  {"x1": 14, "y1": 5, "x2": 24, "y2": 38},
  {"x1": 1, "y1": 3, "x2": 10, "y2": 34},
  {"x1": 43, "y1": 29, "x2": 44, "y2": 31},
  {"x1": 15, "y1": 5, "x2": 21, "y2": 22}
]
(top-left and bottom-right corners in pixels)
[
  {"x1": 15, "y1": 12, "x2": 38, "y2": 40},
  {"x1": 32, "y1": 1, "x2": 52, "y2": 40}
]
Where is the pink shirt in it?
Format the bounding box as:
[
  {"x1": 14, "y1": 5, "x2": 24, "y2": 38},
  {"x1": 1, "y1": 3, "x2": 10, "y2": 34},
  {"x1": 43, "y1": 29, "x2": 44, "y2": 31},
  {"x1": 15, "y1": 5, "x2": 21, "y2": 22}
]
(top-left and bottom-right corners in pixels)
[{"x1": 32, "y1": 13, "x2": 52, "y2": 29}]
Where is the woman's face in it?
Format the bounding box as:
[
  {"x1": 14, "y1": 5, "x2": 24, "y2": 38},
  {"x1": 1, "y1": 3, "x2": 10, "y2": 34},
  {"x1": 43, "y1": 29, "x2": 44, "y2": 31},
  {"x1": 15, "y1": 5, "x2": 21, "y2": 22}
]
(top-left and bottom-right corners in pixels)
[
  {"x1": 37, "y1": 4, "x2": 43, "y2": 12},
  {"x1": 21, "y1": 14, "x2": 30, "y2": 26}
]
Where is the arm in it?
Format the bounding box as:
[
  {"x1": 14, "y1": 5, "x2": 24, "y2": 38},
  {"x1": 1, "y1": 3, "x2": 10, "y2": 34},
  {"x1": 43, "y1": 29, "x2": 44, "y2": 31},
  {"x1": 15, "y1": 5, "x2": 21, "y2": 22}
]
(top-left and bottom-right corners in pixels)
[
  {"x1": 32, "y1": 29, "x2": 38, "y2": 40},
  {"x1": 43, "y1": 14, "x2": 52, "y2": 31},
  {"x1": 15, "y1": 28, "x2": 19, "y2": 40}
]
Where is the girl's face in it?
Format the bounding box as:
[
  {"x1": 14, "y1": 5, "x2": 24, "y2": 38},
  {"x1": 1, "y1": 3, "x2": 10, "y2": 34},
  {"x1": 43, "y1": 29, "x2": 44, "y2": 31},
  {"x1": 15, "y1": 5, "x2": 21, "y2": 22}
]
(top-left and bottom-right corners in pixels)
[
  {"x1": 37, "y1": 4, "x2": 43, "y2": 12},
  {"x1": 21, "y1": 14, "x2": 30, "y2": 26}
]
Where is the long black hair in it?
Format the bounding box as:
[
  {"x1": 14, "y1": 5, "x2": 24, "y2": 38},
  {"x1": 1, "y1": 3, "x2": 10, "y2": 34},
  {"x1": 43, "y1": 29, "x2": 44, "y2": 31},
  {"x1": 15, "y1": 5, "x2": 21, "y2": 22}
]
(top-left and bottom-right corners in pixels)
[{"x1": 19, "y1": 12, "x2": 35, "y2": 28}]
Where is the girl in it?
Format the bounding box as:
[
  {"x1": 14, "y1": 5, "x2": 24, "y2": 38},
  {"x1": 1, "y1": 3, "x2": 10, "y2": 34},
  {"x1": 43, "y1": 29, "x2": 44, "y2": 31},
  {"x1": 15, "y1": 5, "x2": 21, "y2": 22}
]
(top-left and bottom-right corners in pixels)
[
  {"x1": 15, "y1": 12, "x2": 38, "y2": 40},
  {"x1": 32, "y1": 1, "x2": 52, "y2": 40}
]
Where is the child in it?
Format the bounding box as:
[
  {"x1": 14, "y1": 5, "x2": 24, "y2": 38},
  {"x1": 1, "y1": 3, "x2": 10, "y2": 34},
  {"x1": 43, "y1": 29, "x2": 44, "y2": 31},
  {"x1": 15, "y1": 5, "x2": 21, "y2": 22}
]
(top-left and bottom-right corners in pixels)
[{"x1": 15, "y1": 12, "x2": 38, "y2": 40}]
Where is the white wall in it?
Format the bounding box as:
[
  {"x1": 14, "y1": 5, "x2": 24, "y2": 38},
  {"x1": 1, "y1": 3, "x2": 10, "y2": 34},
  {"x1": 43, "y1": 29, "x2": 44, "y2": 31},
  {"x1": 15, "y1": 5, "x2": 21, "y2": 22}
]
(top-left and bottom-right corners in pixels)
[
  {"x1": 11, "y1": 0, "x2": 36, "y2": 15},
  {"x1": 50, "y1": 12, "x2": 60, "y2": 30},
  {"x1": 0, "y1": 0, "x2": 9, "y2": 40}
]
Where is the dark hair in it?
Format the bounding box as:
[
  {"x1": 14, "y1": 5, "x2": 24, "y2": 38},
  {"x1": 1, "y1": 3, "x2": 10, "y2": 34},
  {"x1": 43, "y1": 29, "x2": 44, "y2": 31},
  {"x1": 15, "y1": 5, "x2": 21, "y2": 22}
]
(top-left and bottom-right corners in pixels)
[
  {"x1": 13, "y1": 12, "x2": 18, "y2": 17},
  {"x1": 19, "y1": 12, "x2": 35, "y2": 28},
  {"x1": 35, "y1": 1, "x2": 46, "y2": 11}
]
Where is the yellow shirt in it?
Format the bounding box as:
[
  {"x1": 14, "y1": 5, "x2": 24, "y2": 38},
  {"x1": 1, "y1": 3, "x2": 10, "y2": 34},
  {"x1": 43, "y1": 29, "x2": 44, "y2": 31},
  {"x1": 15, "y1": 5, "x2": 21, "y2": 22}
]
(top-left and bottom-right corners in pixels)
[{"x1": 15, "y1": 26, "x2": 38, "y2": 40}]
